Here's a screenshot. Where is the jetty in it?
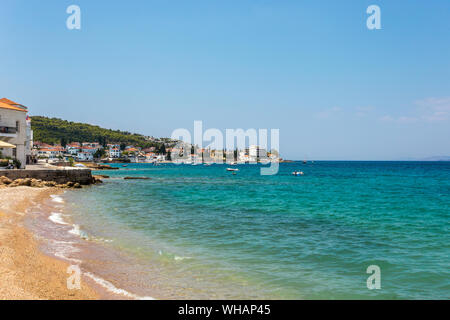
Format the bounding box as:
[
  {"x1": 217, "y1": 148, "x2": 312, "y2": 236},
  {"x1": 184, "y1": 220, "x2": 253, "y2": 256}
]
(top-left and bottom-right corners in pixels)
[{"x1": 0, "y1": 163, "x2": 94, "y2": 185}]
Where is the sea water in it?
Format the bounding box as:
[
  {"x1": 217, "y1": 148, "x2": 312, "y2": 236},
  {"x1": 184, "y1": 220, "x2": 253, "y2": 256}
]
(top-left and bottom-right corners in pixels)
[{"x1": 49, "y1": 162, "x2": 449, "y2": 299}]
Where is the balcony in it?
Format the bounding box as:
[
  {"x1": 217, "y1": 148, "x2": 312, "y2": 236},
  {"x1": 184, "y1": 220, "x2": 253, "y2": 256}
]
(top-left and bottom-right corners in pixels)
[{"x1": 0, "y1": 126, "x2": 17, "y2": 137}]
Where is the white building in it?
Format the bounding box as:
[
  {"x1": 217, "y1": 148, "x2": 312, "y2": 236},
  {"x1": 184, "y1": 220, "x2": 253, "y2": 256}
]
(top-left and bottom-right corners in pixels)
[
  {"x1": 67, "y1": 146, "x2": 80, "y2": 155},
  {"x1": 66, "y1": 143, "x2": 81, "y2": 155},
  {"x1": 0, "y1": 98, "x2": 32, "y2": 168},
  {"x1": 25, "y1": 116, "x2": 33, "y2": 162},
  {"x1": 37, "y1": 148, "x2": 63, "y2": 159},
  {"x1": 249, "y1": 145, "x2": 267, "y2": 158},
  {"x1": 109, "y1": 147, "x2": 121, "y2": 158},
  {"x1": 76, "y1": 152, "x2": 94, "y2": 162},
  {"x1": 81, "y1": 146, "x2": 99, "y2": 154}
]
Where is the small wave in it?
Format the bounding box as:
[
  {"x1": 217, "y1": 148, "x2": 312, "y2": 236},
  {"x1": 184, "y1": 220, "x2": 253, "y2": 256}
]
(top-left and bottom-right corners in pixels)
[
  {"x1": 54, "y1": 252, "x2": 82, "y2": 264},
  {"x1": 50, "y1": 195, "x2": 65, "y2": 204},
  {"x1": 174, "y1": 256, "x2": 192, "y2": 261},
  {"x1": 92, "y1": 237, "x2": 114, "y2": 243},
  {"x1": 48, "y1": 240, "x2": 82, "y2": 264},
  {"x1": 159, "y1": 250, "x2": 191, "y2": 261},
  {"x1": 69, "y1": 224, "x2": 89, "y2": 240},
  {"x1": 48, "y1": 212, "x2": 69, "y2": 225},
  {"x1": 83, "y1": 272, "x2": 155, "y2": 300}
]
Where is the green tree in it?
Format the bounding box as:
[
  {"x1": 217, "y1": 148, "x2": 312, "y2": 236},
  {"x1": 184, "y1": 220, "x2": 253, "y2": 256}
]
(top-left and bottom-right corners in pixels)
[{"x1": 93, "y1": 149, "x2": 106, "y2": 159}]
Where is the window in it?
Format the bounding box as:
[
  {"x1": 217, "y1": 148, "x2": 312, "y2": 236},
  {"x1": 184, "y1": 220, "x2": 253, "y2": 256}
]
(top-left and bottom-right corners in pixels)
[
  {"x1": 13, "y1": 148, "x2": 17, "y2": 158},
  {"x1": 16, "y1": 121, "x2": 20, "y2": 133}
]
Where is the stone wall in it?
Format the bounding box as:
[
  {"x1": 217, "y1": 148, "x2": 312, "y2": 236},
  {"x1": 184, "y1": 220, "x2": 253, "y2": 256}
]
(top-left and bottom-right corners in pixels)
[{"x1": 0, "y1": 168, "x2": 93, "y2": 185}]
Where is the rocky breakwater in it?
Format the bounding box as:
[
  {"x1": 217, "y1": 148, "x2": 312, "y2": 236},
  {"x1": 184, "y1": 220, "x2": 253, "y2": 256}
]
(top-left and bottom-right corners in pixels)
[{"x1": 0, "y1": 176, "x2": 102, "y2": 189}]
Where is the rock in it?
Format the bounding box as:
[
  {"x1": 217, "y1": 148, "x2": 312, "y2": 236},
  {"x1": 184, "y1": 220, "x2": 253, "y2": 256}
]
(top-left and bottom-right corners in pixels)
[
  {"x1": 31, "y1": 179, "x2": 44, "y2": 188},
  {"x1": 85, "y1": 163, "x2": 119, "y2": 170},
  {"x1": 73, "y1": 183, "x2": 82, "y2": 189},
  {"x1": 123, "y1": 177, "x2": 151, "y2": 180},
  {"x1": 43, "y1": 181, "x2": 57, "y2": 187},
  {"x1": 0, "y1": 176, "x2": 13, "y2": 185},
  {"x1": 16, "y1": 178, "x2": 32, "y2": 187},
  {"x1": 93, "y1": 175, "x2": 110, "y2": 179}
]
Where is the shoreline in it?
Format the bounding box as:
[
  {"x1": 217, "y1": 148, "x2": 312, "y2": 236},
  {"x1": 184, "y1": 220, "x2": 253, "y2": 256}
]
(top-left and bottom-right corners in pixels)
[{"x1": 0, "y1": 186, "x2": 100, "y2": 300}]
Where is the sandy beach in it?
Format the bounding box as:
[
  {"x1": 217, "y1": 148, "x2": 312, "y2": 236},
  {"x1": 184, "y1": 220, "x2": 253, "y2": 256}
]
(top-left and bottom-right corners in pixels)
[{"x1": 0, "y1": 186, "x2": 99, "y2": 300}]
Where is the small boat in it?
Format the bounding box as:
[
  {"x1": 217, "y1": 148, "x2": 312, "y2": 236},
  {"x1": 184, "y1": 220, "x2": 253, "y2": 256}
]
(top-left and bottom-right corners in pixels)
[
  {"x1": 227, "y1": 168, "x2": 239, "y2": 172},
  {"x1": 292, "y1": 171, "x2": 304, "y2": 176},
  {"x1": 122, "y1": 165, "x2": 128, "y2": 167}
]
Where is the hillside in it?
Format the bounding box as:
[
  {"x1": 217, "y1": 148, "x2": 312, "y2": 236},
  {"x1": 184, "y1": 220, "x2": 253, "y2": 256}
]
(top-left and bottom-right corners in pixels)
[{"x1": 31, "y1": 116, "x2": 165, "y2": 149}]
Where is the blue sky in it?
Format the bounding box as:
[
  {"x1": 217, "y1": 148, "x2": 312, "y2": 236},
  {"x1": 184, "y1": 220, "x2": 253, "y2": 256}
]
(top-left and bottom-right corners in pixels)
[{"x1": 1, "y1": 0, "x2": 449, "y2": 160}]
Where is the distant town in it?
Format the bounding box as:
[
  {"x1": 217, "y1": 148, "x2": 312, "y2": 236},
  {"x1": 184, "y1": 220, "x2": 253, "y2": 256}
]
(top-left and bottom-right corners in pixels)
[
  {"x1": 33, "y1": 141, "x2": 280, "y2": 165},
  {"x1": 1, "y1": 97, "x2": 280, "y2": 169}
]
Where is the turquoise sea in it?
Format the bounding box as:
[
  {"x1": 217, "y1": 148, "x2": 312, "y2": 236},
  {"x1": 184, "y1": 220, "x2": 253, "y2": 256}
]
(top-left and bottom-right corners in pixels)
[{"x1": 55, "y1": 162, "x2": 449, "y2": 299}]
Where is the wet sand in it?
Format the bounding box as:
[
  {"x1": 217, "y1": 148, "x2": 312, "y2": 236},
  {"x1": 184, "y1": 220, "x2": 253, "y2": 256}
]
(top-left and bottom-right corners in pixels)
[{"x1": 0, "y1": 186, "x2": 99, "y2": 300}]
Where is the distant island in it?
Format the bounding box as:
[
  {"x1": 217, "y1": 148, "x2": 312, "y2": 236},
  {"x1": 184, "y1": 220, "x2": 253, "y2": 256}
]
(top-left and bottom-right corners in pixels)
[{"x1": 418, "y1": 156, "x2": 450, "y2": 161}]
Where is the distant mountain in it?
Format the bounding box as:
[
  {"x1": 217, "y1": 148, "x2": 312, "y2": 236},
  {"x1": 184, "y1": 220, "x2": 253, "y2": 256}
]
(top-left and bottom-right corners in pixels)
[
  {"x1": 418, "y1": 156, "x2": 450, "y2": 161},
  {"x1": 31, "y1": 116, "x2": 167, "y2": 149}
]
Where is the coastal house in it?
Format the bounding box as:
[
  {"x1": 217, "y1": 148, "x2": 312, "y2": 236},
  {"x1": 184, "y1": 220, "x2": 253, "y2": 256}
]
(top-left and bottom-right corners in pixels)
[
  {"x1": 67, "y1": 143, "x2": 81, "y2": 155},
  {"x1": 239, "y1": 152, "x2": 250, "y2": 163},
  {"x1": 34, "y1": 141, "x2": 53, "y2": 149},
  {"x1": 109, "y1": 147, "x2": 121, "y2": 158},
  {"x1": 82, "y1": 142, "x2": 101, "y2": 149},
  {"x1": 76, "y1": 151, "x2": 94, "y2": 161},
  {"x1": 81, "y1": 146, "x2": 98, "y2": 154},
  {"x1": 37, "y1": 148, "x2": 63, "y2": 159},
  {"x1": 0, "y1": 98, "x2": 32, "y2": 168},
  {"x1": 249, "y1": 145, "x2": 267, "y2": 162},
  {"x1": 125, "y1": 147, "x2": 139, "y2": 154}
]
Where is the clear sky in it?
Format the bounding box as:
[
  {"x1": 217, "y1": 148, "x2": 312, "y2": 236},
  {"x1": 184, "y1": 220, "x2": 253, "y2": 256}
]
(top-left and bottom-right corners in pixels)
[{"x1": 1, "y1": 0, "x2": 449, "y2": 160}]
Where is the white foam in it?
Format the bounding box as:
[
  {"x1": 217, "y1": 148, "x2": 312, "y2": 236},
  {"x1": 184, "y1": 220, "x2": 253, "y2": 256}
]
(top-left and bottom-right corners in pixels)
[
  {"x1": 54, "y1": 252, "x2": 82, "y2": 264},
  {"x1": 174, "y1": 256, "x2": 191, "y2": 261},
  {"x1": 83, "y1": 272, "x2": 155, "y2": 300},
  {"x1": 48, "y1": 240, "x2": 82, "y2": 264},
  {"x1": 92, "y1": 237, "x2": 113, "y2": 243},
  {"x1": 69, "y1": 224, "x2": 89, "y2": 240},
  {"x1": 48, "y1": 212, "x2": 69, "y2": 225},
  {"x1": 50, "y1": 195, "x2": 65, "y2": 204}
]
